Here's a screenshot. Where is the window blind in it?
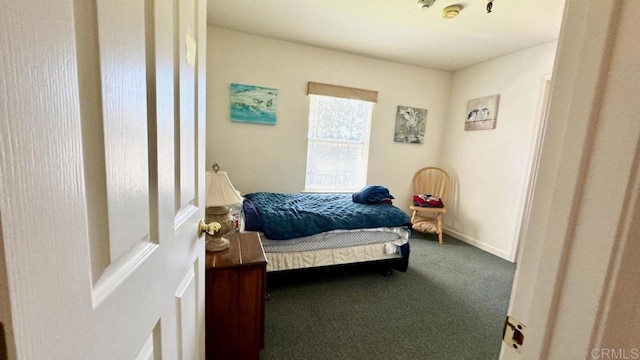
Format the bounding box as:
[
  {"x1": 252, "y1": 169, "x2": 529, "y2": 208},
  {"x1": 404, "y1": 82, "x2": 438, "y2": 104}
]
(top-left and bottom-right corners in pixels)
[{"x1": 307, "y1": 82, "x2": 378, "y2": 103}]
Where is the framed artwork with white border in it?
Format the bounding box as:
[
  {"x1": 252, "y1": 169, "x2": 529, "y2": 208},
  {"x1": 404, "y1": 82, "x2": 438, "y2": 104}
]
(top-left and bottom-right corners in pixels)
[{"x1": 465, "y1": 94, "x2": 500, "y2": 131}]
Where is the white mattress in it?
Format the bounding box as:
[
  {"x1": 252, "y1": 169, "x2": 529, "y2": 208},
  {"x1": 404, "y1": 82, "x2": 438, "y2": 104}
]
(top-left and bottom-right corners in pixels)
[{"x1": 260, "y1": 227, "x2": 409, "y2": 272}]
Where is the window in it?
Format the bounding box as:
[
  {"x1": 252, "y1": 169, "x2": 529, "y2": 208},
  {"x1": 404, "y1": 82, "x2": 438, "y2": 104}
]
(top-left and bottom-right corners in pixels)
[{"x1": 304, "y1": 94, "x2": 374, "y2": 192}]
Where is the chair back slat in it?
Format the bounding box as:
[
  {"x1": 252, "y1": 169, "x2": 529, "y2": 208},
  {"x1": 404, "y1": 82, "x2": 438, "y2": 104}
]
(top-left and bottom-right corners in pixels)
[{"x1": 412, "y1": 167, "x2": 451, "y2": 202}]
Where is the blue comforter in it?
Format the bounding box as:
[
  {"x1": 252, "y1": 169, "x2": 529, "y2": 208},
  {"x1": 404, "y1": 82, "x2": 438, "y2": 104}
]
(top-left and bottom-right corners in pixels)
[{"x1": 243, "y1": 192, "x2": 411, "y2": 240}]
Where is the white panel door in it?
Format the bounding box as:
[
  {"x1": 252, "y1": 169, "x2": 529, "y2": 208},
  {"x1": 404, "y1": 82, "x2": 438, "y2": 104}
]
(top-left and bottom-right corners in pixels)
[{"x1": 0, "y1": 0, "x2": 207, "y2": 359}]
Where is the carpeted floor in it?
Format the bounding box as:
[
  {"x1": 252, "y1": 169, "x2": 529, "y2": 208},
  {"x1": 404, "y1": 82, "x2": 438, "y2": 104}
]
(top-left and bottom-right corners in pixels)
[{"x1": 261, "y1": 233, "x2": 516, "y2": 360}]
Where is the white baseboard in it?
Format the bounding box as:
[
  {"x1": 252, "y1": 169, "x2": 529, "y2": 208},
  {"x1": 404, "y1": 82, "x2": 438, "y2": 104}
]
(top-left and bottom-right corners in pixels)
[{"x1": 443, "y1": 227, "x2": 514, "y2": 262}]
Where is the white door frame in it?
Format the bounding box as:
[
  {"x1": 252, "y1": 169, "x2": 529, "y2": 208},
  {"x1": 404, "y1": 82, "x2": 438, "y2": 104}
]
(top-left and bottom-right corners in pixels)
[
  {"x1": 511, "y1": 74, "x2": 553, "y2": 263},
  {"x1": 502, "y1": 0, "x2": 640, "y2": 358}
]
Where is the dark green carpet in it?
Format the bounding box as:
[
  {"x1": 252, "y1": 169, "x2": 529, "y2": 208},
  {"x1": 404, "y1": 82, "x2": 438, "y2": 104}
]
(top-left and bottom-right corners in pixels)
[{"x1": 261, "y1": 233, "x2": 516, "y2": 360}]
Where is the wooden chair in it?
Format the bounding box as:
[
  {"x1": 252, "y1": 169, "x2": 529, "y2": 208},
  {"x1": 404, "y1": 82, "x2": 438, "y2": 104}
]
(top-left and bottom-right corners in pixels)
[{"x1": 409, "y1": 167, "x2": 450, "y2": 244}]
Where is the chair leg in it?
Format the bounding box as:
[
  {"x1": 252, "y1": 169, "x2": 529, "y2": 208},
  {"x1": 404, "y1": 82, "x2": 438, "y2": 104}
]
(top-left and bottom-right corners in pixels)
[{"x1": 437, "y1": 213, "x2": 443, "y2": 245}]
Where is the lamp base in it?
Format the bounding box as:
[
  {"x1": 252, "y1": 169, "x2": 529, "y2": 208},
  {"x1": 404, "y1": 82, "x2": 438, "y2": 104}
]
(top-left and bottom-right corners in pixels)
[{"x1": 206, "y1": 235, "x2": 229, "y2": 252}]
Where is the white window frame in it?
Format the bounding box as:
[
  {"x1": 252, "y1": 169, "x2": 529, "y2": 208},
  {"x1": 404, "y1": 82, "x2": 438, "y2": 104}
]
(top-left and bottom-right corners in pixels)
[{"x1": 304, "y1": 94, "x2": 374, "y2": 192}]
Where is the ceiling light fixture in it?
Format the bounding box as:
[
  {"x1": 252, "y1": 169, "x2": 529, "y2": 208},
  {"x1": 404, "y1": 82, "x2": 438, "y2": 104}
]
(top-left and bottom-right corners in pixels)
[
  {"x1": 416, "y1": 0, "x2": 436, "y2": 9},
  {"x1": 442, "y1": 4, "x2": 462, "y2": 19}
]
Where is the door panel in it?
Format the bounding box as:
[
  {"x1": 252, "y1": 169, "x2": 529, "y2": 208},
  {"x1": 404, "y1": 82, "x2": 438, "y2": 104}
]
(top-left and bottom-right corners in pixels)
[
  {"x1": 175, "y1": 264, "x2": 199, "y2": 360},
  {"x1": 97, "y1": 0, "x2": 152, "y2": 263},
  {"x1": 135, "y1": 333, "x2": 156, "y2": 360},
  {"x1": 76, "y1": 0, "x2": 157, "y2": 292},
  {"x1": 176, "y1": 0, "x2": 198, "y2": 219}
]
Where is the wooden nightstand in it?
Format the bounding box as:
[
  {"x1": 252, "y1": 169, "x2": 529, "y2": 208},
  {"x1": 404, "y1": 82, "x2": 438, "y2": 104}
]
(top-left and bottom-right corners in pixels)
[{"x1": 205, "y1": 232, "x2": 267, "y2": 360}]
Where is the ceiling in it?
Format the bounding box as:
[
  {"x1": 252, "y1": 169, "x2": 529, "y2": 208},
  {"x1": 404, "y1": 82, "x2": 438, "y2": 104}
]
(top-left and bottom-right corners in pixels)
[{"x1": 206, "y1": 0, "x2": 566, "y2": 71}]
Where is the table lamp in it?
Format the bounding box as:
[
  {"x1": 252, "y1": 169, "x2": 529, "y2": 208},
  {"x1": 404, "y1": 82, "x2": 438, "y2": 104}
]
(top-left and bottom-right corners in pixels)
[{"x1": 205, "y1": 164, "x2": 243, "y2": 252}]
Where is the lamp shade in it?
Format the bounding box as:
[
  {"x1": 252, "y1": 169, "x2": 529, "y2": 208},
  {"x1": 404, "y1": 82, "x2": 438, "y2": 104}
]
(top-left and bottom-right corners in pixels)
[{"x1": 205, "y1": 171, "x2": 242, "y2": 207}]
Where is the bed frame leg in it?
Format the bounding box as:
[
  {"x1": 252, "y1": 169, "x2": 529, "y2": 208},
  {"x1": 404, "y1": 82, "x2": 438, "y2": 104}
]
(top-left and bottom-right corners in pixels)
[{"x1": 380, "y1": 266, "x2": 393, "y2": 277}]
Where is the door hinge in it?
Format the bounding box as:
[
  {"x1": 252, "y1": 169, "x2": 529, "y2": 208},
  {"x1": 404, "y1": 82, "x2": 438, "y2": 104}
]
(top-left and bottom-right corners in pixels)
[{"x1": 503, "y1": 316, "x2": 526, "y2": 353}]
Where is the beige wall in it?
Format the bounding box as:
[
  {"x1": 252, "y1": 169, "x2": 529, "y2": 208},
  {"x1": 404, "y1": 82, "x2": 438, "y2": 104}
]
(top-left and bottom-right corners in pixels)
[
  {"x1": 441, "y1": 42, "x2": 558, "y2": 260},
  {"x1": 207, "y1": 27, "x2": 557, "y2": 261},
  {"x1": 207, "y1": 27, "x2": 452, "y2": 212}
]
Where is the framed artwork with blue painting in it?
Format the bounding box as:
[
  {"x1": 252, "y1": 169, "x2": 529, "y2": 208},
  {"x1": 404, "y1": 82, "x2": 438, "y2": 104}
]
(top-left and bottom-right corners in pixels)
[{"x1": 230, "y1": 83, "x2": 278, "y2": 125}]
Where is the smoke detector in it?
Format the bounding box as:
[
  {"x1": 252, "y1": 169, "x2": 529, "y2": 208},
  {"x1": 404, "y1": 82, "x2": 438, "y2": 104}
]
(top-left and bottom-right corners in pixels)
[
  {"x1": 442, "y1": 4, "x2": 462, "y2": 19},
  {"x1": 416, "y1": 0, "x2": 436, "y2": 9}
]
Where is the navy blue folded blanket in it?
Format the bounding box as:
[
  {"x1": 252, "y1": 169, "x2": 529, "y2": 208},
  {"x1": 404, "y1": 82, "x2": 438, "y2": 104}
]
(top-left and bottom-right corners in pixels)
[
  {"x1": 243, "y1": 192, "x2": 411, "y2": 240},
  {"x1": 352, "y1": 185, "x2": 394, "y2": 204}
]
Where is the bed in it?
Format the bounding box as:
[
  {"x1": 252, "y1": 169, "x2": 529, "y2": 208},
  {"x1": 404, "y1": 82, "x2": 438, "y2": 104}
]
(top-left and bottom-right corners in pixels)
[{"x1": 242, "y1": 191, "x2": 411, "y2": 273}]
